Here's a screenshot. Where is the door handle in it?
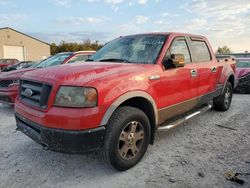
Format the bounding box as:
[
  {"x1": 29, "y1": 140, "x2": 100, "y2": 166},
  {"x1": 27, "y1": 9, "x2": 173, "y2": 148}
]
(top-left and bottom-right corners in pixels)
[
  {"x1": 149, "y1": 75, "x2": 160, "y2": 80},
  {"x1": 211, "y1": 67, "x2": 217, "y2": 73},
  {"x1": 190, "y1": 69, "x2": 197, "y2": 77}
]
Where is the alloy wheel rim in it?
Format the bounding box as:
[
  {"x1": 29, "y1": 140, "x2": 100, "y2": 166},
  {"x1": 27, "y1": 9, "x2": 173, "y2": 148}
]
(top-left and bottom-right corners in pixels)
[{"x1": 118, "y1": 121, "x2": 145, "y2": 160}]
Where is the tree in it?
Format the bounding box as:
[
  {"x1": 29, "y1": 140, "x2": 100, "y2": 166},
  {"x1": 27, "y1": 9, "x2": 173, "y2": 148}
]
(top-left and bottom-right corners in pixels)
[
  {"x1": 50, "y1": 40, "x2": 103, "y2": 55},
  {"x1": 216, "y1": 46, "x2": 232, "y2": 54},
  {"x1": 50, "y1": 43, "x2": 58, "y2": 55}
]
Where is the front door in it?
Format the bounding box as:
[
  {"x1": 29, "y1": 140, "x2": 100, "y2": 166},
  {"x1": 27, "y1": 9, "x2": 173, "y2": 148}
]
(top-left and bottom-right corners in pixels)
[{"x1": 154, "y1": 37, "x2": 198, "y2": 124}]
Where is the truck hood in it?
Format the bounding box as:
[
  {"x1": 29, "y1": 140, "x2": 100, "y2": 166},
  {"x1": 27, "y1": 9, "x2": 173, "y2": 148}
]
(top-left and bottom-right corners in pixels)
[
  {"x1": 0, "y1": 68, "x2": 35, "y2": 80},
  {"x1": 22, "y1": 62, "x2": 156, "y2": 85},
  {"x1": 236, "y1": 68, "x2": 250, "y2": 78}
]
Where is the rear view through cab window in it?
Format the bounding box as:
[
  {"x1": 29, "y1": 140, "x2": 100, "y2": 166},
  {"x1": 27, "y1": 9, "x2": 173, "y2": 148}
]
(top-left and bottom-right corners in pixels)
[{"x1": 191, "y1": 40, "x2": 211, "y2": 62}]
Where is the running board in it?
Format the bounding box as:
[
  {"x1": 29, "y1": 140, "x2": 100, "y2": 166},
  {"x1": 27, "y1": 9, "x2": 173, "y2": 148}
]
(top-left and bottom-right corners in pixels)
[{"x1": 157, "y1": 104, "x2": 212, "y2": 131}]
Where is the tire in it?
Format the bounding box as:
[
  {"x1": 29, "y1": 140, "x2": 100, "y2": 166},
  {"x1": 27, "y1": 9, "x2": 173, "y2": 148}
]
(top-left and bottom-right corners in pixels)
[
  {"x1": 245, "y1": 80, "x2": 250, "y2": 94},
  {"x1": 246, "y1": 86, "x2": 250, "y2": 94},
  {"x1": 213, "y1": 81, "x2": 233, "y2": 111},
  {"x1": 102, "y1": 106, "x2": 151, "y2": 171}
]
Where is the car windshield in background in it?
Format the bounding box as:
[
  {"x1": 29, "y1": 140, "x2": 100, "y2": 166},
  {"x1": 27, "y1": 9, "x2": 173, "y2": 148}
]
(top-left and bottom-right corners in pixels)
[
  {"x1": 89, "y1": 35, "x2": 166, "y2": 64},
  {"x1": 29, "y1": 61, "x2": 43, "y2": 68},
  {"x1": 236, "y1": 60, "x2": 250, "y2": 68},
  {"x1": 36, "y1": 53, "x2": 72, "y2": 68}
]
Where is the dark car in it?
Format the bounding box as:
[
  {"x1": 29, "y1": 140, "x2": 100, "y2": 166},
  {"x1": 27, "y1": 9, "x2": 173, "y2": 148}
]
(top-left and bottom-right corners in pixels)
[
  {"x1": 234, "y1": 58, "x2": 250, "y2": 94},
  {"x1": 1, "y1": 61, "x2": 34, "y2": 72},
  {"x1": 0, "y1": 59, "x2": 19, "y2": 70}
]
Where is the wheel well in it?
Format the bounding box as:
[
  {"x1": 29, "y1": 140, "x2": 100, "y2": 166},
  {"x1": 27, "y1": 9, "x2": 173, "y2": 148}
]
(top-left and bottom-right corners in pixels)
[
  {"x1": 120, "y1": 97, "x2": 156, "y2": 145},
  {"x1": 228, "y1": 75, "x2": 235, "y2": 88}
]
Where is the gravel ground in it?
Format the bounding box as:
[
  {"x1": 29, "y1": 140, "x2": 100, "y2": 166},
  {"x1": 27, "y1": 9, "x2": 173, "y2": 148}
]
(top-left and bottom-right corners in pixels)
[{"x1": 0, "y1": 94, "x2": 249, "y2": 188}]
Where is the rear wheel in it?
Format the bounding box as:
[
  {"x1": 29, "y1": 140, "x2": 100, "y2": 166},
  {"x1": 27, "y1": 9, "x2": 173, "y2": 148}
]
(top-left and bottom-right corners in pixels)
[
  {"x1": 213, "y1": 81, "x2": 233, "y2": 111},
  {"x1": 103, "y1": 106, "x2": 150, "y2": 171}
]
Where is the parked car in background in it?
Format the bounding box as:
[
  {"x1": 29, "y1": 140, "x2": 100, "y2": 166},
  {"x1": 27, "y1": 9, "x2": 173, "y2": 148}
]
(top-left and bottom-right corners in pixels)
[
  {"x1": 0, "y1": 51, "x2": 95, "y2": 104},
  {"x1": 234, "y1": 58, "x2": 250, "y2": 94},
  {"x1": 15, "y1": 33, "x2": 235, "y2": 170},
  {"x1": 0, "y1": 59, "x2": 19, "y2": 71},
  {"x1": 1, "y1": 61, "x2": 34, "y2": 72},
  {"x1": 35, "y1": 51, "x2": 95, "y2": 68}
]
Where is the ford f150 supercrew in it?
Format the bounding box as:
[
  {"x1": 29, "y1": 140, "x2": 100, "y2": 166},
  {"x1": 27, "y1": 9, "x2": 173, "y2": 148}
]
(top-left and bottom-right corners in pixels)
[{"x1": 15, "y1": 32, "x2": 236, "y2": 171}]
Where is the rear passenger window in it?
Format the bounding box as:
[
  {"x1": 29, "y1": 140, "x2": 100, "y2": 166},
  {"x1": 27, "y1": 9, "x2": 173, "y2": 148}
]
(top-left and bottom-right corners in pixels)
[
  {"x1": 191, "y1": 40, "x2": 211, "y2": 62},
  {"x1": 170, "y1": 39, "x2": 191, "y2": 63}
]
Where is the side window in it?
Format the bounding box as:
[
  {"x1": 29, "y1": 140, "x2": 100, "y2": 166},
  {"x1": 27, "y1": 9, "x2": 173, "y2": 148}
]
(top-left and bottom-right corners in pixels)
[
  {"x1": 169, "y1": 39, "x2": 191, "y2": 63},
  {"x1": 67, "y1": 55, "x2": 88, "y2": 64},
  {"x1": 191, "y1": 40, "x2": 211, "y2": 62}
]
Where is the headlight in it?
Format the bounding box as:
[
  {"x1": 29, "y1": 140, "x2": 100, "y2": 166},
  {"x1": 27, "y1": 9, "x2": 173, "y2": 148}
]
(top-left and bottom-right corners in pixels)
[
  {"x1": 8, "y1": 80, "x2": 20, "y2": 87},
  {"x1": 12, "y1": 80, "x2": 20, "y2": 84},
  {"x1": 54, "y1": 86, "x2": 97, "y2": 107}
]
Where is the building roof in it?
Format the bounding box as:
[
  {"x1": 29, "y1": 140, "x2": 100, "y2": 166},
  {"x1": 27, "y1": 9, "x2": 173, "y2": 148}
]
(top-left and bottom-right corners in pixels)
[{"x1": 0, "y1": 27, "x2": 50, "y2": 46}]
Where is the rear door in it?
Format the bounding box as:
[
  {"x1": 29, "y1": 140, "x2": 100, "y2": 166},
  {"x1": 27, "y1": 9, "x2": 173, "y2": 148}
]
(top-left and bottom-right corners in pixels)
[{"x1": 188, "y1": 38, "x2": 221, "y2": 102}]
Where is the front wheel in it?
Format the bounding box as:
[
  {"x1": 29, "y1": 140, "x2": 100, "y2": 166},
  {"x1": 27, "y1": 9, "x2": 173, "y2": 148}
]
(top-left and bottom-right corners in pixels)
[
  {"x1": 213, "y1": 81, "x2": 233, "y2": 111},
  {"x1": 102, "y1": 106, "x2": 151, "y2": 171}
]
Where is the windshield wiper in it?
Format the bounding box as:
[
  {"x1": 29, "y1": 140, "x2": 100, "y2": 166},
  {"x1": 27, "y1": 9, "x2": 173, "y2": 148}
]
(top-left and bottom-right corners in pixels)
[
  {"x1": 85, "y1": 59, "x2": 94, "y2": 61},
  {"x1": 99, "y1": 58, "x2": 132, "y2": 63}
]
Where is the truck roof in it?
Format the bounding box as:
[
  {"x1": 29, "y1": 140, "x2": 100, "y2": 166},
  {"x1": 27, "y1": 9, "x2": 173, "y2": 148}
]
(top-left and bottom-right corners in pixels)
[{"x1": 121, "y1": 32, "x2": 206, "y2": 39}]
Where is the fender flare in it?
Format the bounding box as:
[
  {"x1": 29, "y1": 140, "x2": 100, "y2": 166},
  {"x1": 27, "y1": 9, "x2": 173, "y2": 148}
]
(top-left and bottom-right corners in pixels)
[
  {"x1": 222, "y1": 72, "x2": 235, "y2": 94},
  {"x1": 100, "y1": 91, "x2": 158, "y2": 126}
]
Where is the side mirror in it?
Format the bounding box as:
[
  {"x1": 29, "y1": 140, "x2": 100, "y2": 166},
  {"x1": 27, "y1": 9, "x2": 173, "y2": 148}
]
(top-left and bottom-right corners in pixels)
[{"x1": 170, "y1": 54, "x2": 185, "y2": 67}]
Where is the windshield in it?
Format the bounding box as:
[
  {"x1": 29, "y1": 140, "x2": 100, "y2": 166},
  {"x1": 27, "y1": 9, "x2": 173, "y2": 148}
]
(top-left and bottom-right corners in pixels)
[
  {"x1": 29, "y1": 61, "x2": 43, "y2": 68},
  {"x1": 236, "y1": 60, "x2": 250, "y2": 68},
  {"x1": 89, "y1": 35, "x2": 166, "y2": 64},
  {"x1": 36, "y1": 53, "x2": 72, "y2": 68}
]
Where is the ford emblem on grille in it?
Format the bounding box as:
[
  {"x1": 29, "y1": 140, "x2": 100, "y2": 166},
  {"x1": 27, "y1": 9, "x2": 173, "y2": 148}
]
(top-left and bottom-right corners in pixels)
[{"x1": 24, "y1": 88, "x2": 33, "y2": 97}]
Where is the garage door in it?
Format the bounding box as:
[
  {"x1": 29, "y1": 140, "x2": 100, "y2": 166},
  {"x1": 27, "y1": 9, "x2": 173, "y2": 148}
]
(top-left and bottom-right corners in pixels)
[{"x1": 3, "y1": 45, "x2": 25, "y2": 61}]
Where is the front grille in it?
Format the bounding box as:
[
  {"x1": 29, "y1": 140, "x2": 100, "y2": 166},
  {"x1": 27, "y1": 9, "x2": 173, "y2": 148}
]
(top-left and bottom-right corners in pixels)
[
  {"x1": 20, "y1": 80, "x2": 52, "y2": 109},
  {"x1": 0, "y1": 80, "x2": 14, "y2": 88}
]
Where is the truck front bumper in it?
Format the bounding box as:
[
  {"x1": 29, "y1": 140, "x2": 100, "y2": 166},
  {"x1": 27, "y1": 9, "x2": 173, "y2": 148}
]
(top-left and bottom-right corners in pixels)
[{"x1": 15, "y1": 113, "x2": 106, "y2": 153}]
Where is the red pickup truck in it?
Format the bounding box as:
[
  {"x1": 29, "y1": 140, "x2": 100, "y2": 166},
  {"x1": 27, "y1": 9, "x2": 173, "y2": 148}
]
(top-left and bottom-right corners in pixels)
[
  {"x1": 0, "y1": 59, "x2": 19, "y2": 70},
  {"x1": 0, "y1": 51, "x2": 95, "y2": 104},
  {"x1": 15, "y1": 33, "x2": 236, "y2": 171}
]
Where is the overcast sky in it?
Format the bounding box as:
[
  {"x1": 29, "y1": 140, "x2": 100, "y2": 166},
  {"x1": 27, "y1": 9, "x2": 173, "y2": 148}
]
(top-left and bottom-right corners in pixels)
[{"x1": 0, "y1": 0, "x2": 249, "y2": 52}]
